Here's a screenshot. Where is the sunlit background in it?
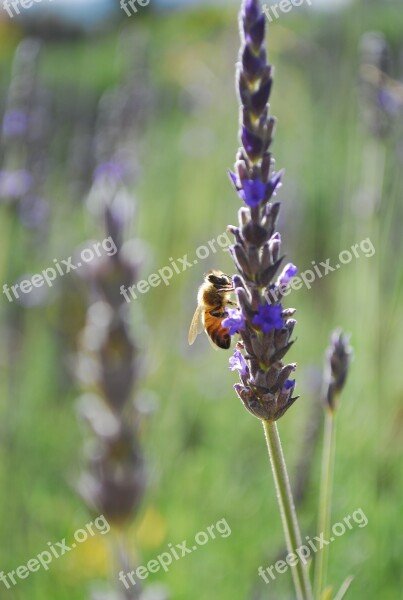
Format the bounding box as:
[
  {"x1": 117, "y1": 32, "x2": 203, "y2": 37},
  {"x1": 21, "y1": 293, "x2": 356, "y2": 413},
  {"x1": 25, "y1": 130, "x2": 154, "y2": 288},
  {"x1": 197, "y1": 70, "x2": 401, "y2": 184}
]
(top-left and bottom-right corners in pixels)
[{"x1": 0, "y1": 0, "x2": 402, "y2": 599}]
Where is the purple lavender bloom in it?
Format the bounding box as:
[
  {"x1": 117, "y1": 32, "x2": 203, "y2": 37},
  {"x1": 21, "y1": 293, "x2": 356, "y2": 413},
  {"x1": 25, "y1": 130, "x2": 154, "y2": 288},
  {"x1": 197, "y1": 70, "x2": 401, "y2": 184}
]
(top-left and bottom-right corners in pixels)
[
  {"x1": 93, "y1": 160, "x2": 127, "y2": 184},
  {"x1": 222, "y1": 308, "x2": 246, "y2": 335},
  {"x1": 277, "y1": 263, "x2": 298, "y2": 287},
  {"x1": 225, "y1": 0, "x2": 300, "y2": 421},
  {"x1": 0, "y1": 169, "x2": 32, "y2": 199},
  {"x1": 229, "y1": 171, "x2": 283, "y2": 207},
  {"x1": 2, "y1": 110, "x2": 29, "y2": 138},
  {"x1": 252, "y1": 304, "x2": 284, "y2": 333},
  {"x1": 239, "y1": 178, "x2": 266, "y2": 207},
  {"x1": 229, "y1": 348, "x2": 249, "y2": 378},
  {"x1": 378, "y1": 88, "x2": 402, "y2": 115}
]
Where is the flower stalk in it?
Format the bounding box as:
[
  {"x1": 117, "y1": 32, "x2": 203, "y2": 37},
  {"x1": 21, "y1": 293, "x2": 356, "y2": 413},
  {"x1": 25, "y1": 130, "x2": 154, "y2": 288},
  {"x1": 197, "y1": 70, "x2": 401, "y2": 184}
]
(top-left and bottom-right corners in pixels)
[
  {"x1": 313, "y1": 330, "x2": 352, "y2": 600},
  {"x1": 263, "y1": 419, "x2": 313, "y2": 600},
  {"x1": 313, "y1": 410, "x2": 337, "y2": 600}
]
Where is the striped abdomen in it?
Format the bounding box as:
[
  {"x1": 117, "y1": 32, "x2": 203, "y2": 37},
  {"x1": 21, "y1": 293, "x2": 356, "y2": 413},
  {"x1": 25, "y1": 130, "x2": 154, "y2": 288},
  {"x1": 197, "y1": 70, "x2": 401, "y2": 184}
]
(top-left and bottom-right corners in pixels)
[{"x1": 204, "y1": 311, "x2": 231, "y2": 349}]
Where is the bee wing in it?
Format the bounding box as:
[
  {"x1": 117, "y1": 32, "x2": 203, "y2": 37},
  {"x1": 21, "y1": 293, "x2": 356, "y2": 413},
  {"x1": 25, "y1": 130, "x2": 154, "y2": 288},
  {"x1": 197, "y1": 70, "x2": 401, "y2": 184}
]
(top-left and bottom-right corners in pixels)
[
  {"x1": 188, "y1": 305, "x2": 204, "y2": 345},
  {"x1": 207, "y1": 335, "x2": 219, "y2": 351}
]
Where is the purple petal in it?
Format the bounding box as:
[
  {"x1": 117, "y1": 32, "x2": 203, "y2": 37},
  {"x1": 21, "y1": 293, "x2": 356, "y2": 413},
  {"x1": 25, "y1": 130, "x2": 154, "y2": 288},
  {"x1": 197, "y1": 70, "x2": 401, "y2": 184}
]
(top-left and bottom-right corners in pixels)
[
  {"x1": 268, "y1": 169, "x2": 284, "y2": 198},
  {"x1": 252, "y1": 303, "x2": 284, "y2": 333},
  {"x1": 277, "y1": 263, "x2": 298, "y2": 287},
  {"x1": 238, "y1": 178, "x2": 267, "y2": 207},
  {"x1": 283, "y1": 379, "x2": 295, "y2": 391},
  {"x1": 222, "y1": 308, "x2": 246, "y2": 335},
  {"x1": 229, "y1": 348, "x2": 249, "y2": 378}
]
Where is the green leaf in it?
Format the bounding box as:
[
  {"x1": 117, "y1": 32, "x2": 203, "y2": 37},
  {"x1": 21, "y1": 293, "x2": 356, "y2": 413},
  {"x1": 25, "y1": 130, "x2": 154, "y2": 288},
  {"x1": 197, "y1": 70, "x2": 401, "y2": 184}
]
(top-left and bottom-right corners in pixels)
[
  {"x1": 320, "y1": 586, "x2": 333, "y2": 600},
  {"x1": 333, "y1": 576, "x2": 354, "y2": 600}
]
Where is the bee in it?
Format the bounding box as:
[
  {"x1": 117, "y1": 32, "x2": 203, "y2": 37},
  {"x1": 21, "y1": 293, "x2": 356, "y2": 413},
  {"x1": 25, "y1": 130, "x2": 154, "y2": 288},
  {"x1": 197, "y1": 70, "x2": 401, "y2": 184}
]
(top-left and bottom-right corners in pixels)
[{"x1": 188, "y1": 270, "x2": 237, "y2": 350}]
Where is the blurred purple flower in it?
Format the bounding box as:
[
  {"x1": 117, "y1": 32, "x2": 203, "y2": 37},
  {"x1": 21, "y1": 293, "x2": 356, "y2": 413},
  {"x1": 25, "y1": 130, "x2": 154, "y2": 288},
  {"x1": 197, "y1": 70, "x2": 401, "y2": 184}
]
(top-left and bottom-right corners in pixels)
[
  {"x1": 378, "y1": 88, "x2": 402, "y2": 115},
  {"x1": 2, "y1": 110, "x2": 29, "y2": 138},
  {"x1": 0, "y1": 169, "x2": 32, "y2": 199},
  {"x1": 94, "y1": 160, "x2": 127, "y2": 184}
]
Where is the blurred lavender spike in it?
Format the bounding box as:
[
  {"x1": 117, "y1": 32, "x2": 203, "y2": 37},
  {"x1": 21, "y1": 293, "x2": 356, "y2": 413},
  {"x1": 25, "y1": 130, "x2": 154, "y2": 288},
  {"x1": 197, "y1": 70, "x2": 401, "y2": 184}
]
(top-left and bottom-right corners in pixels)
[
  {"x1": 76, "y1": 187, "x2": 146, "y2": 521},
  {"x1": 322, "y1": 329, "x2": 352, "y2": 412},
  {"x1": 75, "y1": 81, "x2": 167, "y2": 597},
  {"x1": 75, "y1": 195, "x2": 147, "y2": 596},
  {"x1": 359, "y1": 32, "x2": 403, "y2": 138},
  {"x1": 1, "y1": 38, "x2": 50, "y2": 233},
  {"x1": 9, "y1": 0, "x2": 123, "y2": 38}
]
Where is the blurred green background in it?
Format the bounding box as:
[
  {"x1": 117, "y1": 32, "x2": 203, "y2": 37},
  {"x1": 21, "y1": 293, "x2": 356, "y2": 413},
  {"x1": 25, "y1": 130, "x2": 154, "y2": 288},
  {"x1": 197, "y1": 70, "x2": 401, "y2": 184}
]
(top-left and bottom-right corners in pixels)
[{"x1": 0, "y1": 1, "x2": 402, "y2": 599}]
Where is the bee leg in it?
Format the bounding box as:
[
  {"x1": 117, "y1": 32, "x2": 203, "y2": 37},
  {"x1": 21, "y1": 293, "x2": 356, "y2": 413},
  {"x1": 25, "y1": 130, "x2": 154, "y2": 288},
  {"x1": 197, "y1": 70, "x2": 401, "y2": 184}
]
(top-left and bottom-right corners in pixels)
[{"x1": 227, "y1": 300, "x2": 238, "y2": 307}]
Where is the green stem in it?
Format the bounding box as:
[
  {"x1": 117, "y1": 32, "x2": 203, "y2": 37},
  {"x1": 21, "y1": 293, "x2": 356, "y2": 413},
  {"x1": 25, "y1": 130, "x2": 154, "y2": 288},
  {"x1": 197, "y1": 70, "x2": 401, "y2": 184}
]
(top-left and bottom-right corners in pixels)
[
  {"x1": 262, "y1": 419, "x2": 314, "y2": 600},
  {"x1": 313, "y1": 410, "x2": 337, "y2": 600},
  {"x1": 110, "y1": 528, "x2": 141, "y2": 599}
]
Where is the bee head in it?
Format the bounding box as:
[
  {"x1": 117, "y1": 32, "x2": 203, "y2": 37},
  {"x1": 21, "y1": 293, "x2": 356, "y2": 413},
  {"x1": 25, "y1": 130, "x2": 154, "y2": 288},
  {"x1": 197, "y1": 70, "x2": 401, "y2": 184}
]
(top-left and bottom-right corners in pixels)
[{"x1": 206, "y1": 271, "x2": 232, "y2": 289}]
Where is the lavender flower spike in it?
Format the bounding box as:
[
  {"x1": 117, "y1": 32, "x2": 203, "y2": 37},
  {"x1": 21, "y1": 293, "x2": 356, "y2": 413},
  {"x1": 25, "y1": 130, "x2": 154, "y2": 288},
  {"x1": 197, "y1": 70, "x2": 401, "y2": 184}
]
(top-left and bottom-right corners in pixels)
[
  {"x1": 322, "y1": 329, "x2": 352, "y2": 412},
  {"x1": 225, "y1": 5, "x2": 314, "y2": 598},
  {"x1": 227, "y1": 0, "x2": 298, "y2": 422}
]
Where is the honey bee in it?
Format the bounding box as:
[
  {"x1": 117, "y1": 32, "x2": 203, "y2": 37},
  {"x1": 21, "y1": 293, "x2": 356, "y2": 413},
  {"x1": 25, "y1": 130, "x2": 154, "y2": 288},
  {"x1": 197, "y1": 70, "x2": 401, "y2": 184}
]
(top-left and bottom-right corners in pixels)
[{"x1": 188, "y1": 270, "x2": 237, "y2": 350}]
